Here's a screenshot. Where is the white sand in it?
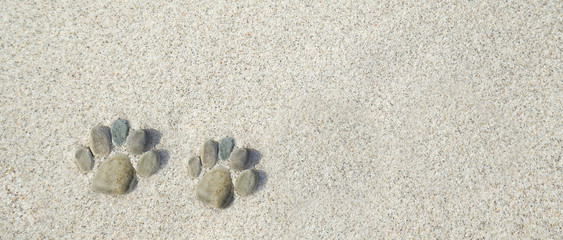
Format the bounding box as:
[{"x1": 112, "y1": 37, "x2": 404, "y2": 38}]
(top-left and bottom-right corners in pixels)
[{"x1": 1, "y1": 1, "x2": 561, "y2": 238}]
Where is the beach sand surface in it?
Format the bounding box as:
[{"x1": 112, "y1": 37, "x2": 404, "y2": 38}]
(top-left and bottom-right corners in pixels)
[{"x1": 1, "y1": 1, "x2": 561, "y2": 238}]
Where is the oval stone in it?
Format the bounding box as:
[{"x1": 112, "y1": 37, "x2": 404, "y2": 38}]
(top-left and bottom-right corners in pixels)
[
  {"x1": 110, "y1": 119, "x2": 129, "y2": 147},
  {"x1": 137, "y1": 151, "x2": 160, "y2": 177},
  {"x1": 74, "y1": 147, "x2": 93, "y2": 173},
  {"x1": 92, "y1": 154, "x2": 135, "y2": 195},
  {"x1": 187, "y1": 155, "x2": 201, "y2": 178},
  {"x1": 218, "y1": 137, "x2": 234, "y2": 160},
  {"x1": 200, "y1": 140, "x2": 217, "y2": 167},
  {"x1": 229, "y1": 148, "x2": 248, "y2": 171},
  {"x1": 235, "y1": 169, "x2": 258, "y2": 196},
  {"x1": 89, "y1": 125, "x2": 111, "y2": 157},
  {"x1": 196, "y1": 167, "x2": 233, "y2": 208},
  {"x1": 126, "y1": 130, "x2": 148, "y2": 155}
]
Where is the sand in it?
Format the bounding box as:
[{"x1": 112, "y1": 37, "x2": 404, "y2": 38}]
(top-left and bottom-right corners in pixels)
[{"x1": 1, "y1": 1, "x2": 561, "y2": 238}]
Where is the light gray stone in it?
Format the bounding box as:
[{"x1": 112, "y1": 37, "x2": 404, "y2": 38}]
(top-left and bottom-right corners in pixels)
[
  {"x1": 235, "y1": 169, "x2": 258, "y2": 196},
  {"x1": 110, "y1": 119, "x2": 128, "y2": 147},
  {"x1": 187, "y1": 155, "x2": 201, "y2": 178},
  {"x1": 126, "y1": 130, "x2": 148, "y2": 155},
  {"x1": 92, "y1": 154, "x2": 135, "y2": 195},
  {"x1": 137, "y1": 151, "x2": 160, "y2": 177},
  {"x1": 89, "y1": 125, "x2": 111, "y2": 157},
  {"x1": 196, "y1": 167, "x2": 233, "y2": 208},
  {"x1": 74, "y1": 147, "x2": 93, "y2": 173},
  {"x1": 218, "y1": 137, "x2": 234, "y2": 160},
  {"x1": 229, "y1": 148, "x2": 248, "y2": 171},
  {"x1": 200, "y1": 140, "x2": 217, "y2": 167}
]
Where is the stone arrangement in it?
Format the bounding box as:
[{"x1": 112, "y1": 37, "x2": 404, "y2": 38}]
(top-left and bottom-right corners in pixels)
[
  {"x1": 74, "y1": 123, "x2": 262, "y2": 209},
  {"x1": 191, "y1": 136, "x2": 260, "y2": 209},
  {"x1": 73, "y1": 119, "x2": 160, "y2": 195}
]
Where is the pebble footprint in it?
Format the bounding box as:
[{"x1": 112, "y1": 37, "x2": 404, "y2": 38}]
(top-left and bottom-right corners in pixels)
[
  {"x1": 189, "y1": 137, "x2": 260, "y2": 209},
  {"x1": 73, "y1": 119, "x2": 162, "y2": 195}
]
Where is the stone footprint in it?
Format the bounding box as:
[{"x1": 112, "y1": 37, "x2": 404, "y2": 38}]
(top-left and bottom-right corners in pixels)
[
  {"x1": 188, "y1": 137, "x2": 260, "y2": 209},
  {"x1": 73, "y1": 119, "x2": 162, "y2": 195}
]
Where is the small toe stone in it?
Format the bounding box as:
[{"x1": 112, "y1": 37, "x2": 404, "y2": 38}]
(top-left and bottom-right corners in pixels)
[
  {"x1": 235, "y1": 169, "x2": 258, "y2": 196},
  {"x1": 187, "y1": 155, "x2": 201, "y2": 178},
  {"x1": 137, "y1": 150, "x2": 160, "y2": 177},
  {"x1": 200, "y1": 140, "x2": 217, "y2": 167},
  {"x1": 229, "y1": 148, "x2": 248, "y2": 171},
  {"x1": 74, "y1": 147, "x2": 93, "y2": 173},
  {"x1": 127, "y1": 130, "x2": 148, "y2": 155},
  {"x1": 89, "y1": 125, "x2": 111, "y2": 157},
  {"x1": 110, "y1": 119, "x2": 129, "y2": 147},
  {"x1": 218, "y1": 137, "x2": 234, "y2": 160}
]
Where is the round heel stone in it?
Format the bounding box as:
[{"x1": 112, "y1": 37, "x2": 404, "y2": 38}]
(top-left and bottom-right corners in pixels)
[
  {"x1": 196, "y1": 167, "x2": 233, "y2": 208},
  {"x1": 92, "y1": 154, "x2": 135, "y2": 195}
]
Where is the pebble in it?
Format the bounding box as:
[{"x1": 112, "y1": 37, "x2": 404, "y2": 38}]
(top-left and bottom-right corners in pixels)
[
  {"x1": 200, "y1": 140, "x2": 217, "y2": 167},
  {"x1": 92, "y1": 154, "x2": 135, "y2": 195},
  {"x1": 196, "y1": 167, "x2": 233, "y2": 208},
  {"x1": 74, "y1": 147, "x2": 93, "y2": 173},
  {"x1": 218, "y1": 137, "x2": 234, "y2": 160},
  {"x1": 235, "y1": 169, "x2": 258, "y2": 196},
  {"x1": 127, "y1": 129, "x2": 148, "y2": 155},
  {"x1": 89, "y1": 125, "x2": 111, "y2": 157},
  {"x1": 137, "y1": 151, "x2": 160, "y2": 177},
  {"x1": 187, "y1": 155, "x2": 201, "y2": 178},
  {"x1": 110, "y1": 119, "x2": 129, "y2": 147},
  {"x1": 229, "y1": 148, "x2": 248, "y2": 171}
]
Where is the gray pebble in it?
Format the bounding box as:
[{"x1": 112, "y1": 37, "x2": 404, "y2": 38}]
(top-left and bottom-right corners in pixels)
[
  {"x1": 200, "y1": 140, "x2": 217, "y2": 167},
  {"x1": 196, "y1": 167, "x2": 233, "y2": 208},
  {"x1": 110, "y1": 119, "x2": 129, "y2": 147},
  {"x1": 235, "y1": 169, "x2": 258, "y2": 196},
  {"x1": 187, "y1": 155, "x2": 201, "y2": 178},
  {"x1": 74, "y1": 147, "x2": 93, "y2": 173},
  {"x1": 218, "y1": 137, "x2": 234, "y2": 160},
  {"x1": 89, "y1": 125, "x2": 111, "y2": 157},
  {"x1": 229, "y1": 148, "x2": 248, "y2": 171},
  {"x1": 127, "y1": 130, "x2": 148, "y2": 155},
  {"x1": 92, "y1": 154, "x2": 135, "y2": 195},
  {"x1": 137, "y1": 151, "x2": 160, "y2": 177}
]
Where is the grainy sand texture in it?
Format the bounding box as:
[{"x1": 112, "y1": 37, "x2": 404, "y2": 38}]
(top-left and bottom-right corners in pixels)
[{"x1": 1, "y1": 1, "x2": 562, "y2": 239}]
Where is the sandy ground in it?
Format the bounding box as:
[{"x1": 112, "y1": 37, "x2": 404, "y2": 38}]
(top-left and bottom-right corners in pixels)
[{"x1": 1, "y1": 1, "x2": 561, "y2": 239}]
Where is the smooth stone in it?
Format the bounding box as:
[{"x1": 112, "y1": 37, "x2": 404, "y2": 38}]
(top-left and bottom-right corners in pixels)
[
  {"x1": 235, "y1": 169, "x2": 258, "y2": 196},
  {"x1": 137, "y1": 151, "x2": 160, "y2": 177},
  {"x1": 196, "y1": 167, "x2": 233, "y2": 208},
  {"x1": 200, "y1": 140, "x2": 217, "y2": 167},
  {"x1": 218, "y1": 137, "x2": 234, "y2": 160},
  {"x1": 187, "y1": 155, "x2": 201, "y2": 178},
  {"x1": 89, "y1": 125, "x2": 111, "y2": 157},
  {"x1": 110, "y1": 119, "x2": 129, "y2": 147},
  {"x1": 127, "y1": 130, "x2": 148, "y2": 155},
  {"x1": 92, "y1": 154, "x2": 135, "y2": 195},
  {"x1": 74, "y1": 147, "x2": 93, "y2": 173},
  {"x1": 229, "y1": 148, "x2": 248, "y2": 171}
]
